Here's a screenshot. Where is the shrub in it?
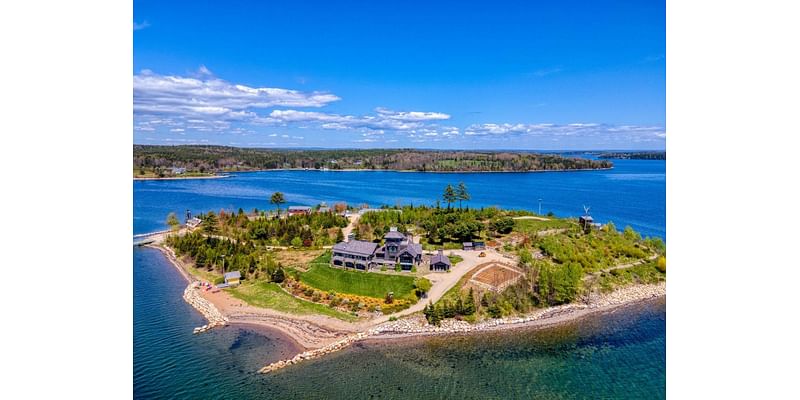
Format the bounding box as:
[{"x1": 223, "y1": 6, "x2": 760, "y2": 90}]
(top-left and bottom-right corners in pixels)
[
  {"x1": 656, "y1": 257, "x2": 667, "y2": 273},
  {"x1": 388, "y1": 316, "x2": 397, "y2": 321}
]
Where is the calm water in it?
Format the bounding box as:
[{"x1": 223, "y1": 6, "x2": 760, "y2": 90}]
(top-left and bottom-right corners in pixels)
[
  {"x1": 134, "y1": 159, "x2": 665, "y2": 239},
  {"x1": 134, "y1": 158, "x2": 666, "y2": 399}
]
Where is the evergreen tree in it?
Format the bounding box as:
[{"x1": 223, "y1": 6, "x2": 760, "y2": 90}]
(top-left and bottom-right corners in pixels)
[
  {"x1": 464, "y1": 288, "x2": 476, "y2": 315},
  {"x1": 443, "y1": 184, "x2": 457, "y2": 210},
  {"x1": 456, "y1": 296, "x2": 464, "y2": 316},
  {"x1": 336, "y1": 228, "x2": 345, "y2": 242},
  {"x1": 203, "y1": 212, "x2": 219, "y2": 234},
  {"x1": 456, "y1": 182, "x2": 470, "y2": 209}
]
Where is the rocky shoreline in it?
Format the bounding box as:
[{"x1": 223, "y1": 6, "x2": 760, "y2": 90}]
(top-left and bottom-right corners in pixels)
[
  {"x1": 182, "y1": 283, "x2": 229, "y2": 334},
  {"x1": 258, "y1": 282, "x2": 665, "y2": 374}
]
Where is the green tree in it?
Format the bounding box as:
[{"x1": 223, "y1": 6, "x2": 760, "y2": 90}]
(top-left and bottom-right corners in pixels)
[
  {"x1": 336, "y1": 228, "x2": 345, "y2": 242},
  {"x1": 464, "y1": 288, "x2": 476, "y2": 315},
  {"x1": 270, "y1": 192, "x2": 286, "y2": 214},
  {"x1": 490, "y1": 216, "x2": 515, "y2": 234},
  {"x1": 456, "y1": 182, "x2": 470, "y2": 209},
  {"x1": 166, "y1": 212, "x2": 180, "y2": 231},
  {"x1": 414, "y1": 277, "x2": 432, "y2": 298},
  {"x1": 443, "y1": 184, "x2": 457, "y2": 210},
  {"x1": 203, "y1": 212, "x2": 219, "y2": 235}
]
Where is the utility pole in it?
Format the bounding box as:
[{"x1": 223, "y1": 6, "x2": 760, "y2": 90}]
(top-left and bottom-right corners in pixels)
[{"x1": 221, "y1": 254, "x2": 226, "y2": 274}]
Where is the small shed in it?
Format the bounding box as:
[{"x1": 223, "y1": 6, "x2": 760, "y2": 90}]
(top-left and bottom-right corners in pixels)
[
  {"x1": 462, "y1": 242, "x2": 473, "y2": 251},
  {"x1": 430, "y1": 249, "x2": 452, "y2": 272},
  {"x1": 579, "y1": 215, "x2": 594, "y2": 231},
  {"x1": 224, "y1": 271, "x2": 241, "y2": 286},
  {"x1": 472, "y1": 241, "x2": 486, "y2": 250}
]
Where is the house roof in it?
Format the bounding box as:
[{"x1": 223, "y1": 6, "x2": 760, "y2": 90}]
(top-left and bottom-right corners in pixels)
[
  {"x1": 398, "y1": 243, "x2": 422, "y2": 257},
  {"x1": 333, "y1": 240, "x2": 378, "y2": 256},
  {"x1": 384, "y1": 230, "x2": 406, "y2": 240},
  {"x1": 224, "y1": 271, "x2": 241, "y2": 279},
  {"x1": 431, "y1": 252, "x2": 451, "y2": 266},
  {"x1": 288, "y1": 206, "x2": 312, "y2": 211}
]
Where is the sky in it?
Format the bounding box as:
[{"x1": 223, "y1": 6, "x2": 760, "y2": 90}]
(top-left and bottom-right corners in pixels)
[{"x1": 133, "y1": 1, "x2": 665, "y2": 150}]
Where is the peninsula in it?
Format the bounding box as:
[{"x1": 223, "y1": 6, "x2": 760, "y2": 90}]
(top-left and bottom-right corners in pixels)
[
  {"x1": 133, "y1": 145, "x2": 613, "y2": 177},
  {"x1": 143, "y1": 184, "x2": 665, "y2": 374}
]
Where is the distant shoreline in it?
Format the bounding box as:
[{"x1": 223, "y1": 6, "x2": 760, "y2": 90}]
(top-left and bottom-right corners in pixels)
[
  {"x1": 133, "y1": 174, "x2": 230, "y2": 181},
  {"x1": 216, "y1": 166, "x2": 614, "y2": 175}
]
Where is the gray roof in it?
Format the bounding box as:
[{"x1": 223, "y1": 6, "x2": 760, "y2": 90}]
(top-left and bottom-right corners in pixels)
[
  {"x1": 431, "y1": 252, "x2": 451, "y2": 266},
  {"x1": 333, "y1": 240, "x2": 378, "y2": 256},
  {"x1": 224, "y1": 271, "x2": 241, "y2": 279},
  {"x1": 384, "y1": 230, "x2": 406, "y2": 240},
  {"x1": 288, "y1": 206, "x2": 312, "y2": 211},
  {"x1": 398, "y1": 243, "x2": 422, "y2": 257}
]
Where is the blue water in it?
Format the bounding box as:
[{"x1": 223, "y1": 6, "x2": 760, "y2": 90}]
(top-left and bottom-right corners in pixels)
[
  {"x1": 134, "y1": 158, "x2": 666, "y2": 399},
  {"x1": 134, "y1": 159, "x2": 665, "y2": 239}
]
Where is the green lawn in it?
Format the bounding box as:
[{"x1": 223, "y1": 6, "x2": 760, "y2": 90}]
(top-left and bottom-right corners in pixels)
[
  {"x1": 301, "y1": 264, "x2": 418, "y2": 300},
  {"x1": 448, "y1": 255, "x2": 463, "y2": 265},
  {"x1": 227, "y1": 281, "x2": 356, "y2": 321},
  {"x1": 513, "y1": 218, "x2": 575, "y2": 233}
]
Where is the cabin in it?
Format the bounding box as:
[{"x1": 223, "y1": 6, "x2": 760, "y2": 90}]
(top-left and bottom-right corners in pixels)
[
  {"x1": 224, "y1": 271, "x2": 241, "y2": 286},
  {"x1": 429, "y1": 249, "x2": 452, "y2": 272},
  {"x1": 332, "y1": 240, "x2": 378, "y2": 270},
  {"x1": 287, "y1": 206, "x2": 312, "y2": 216}
]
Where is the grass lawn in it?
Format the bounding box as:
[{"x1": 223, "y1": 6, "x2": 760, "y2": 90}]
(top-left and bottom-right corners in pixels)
[
  {"x1": 448, "y1": 255, "x2": 464, "y2": 265},
  {"x1": 513, "y1": 218, "x2": 575, "y2": 233},
  {"x1": 227, "y1": 281, "x2": 356, "y2": 321},
  {"x1": 301, "y1": 264, "x2": 417, "y2": 300}
]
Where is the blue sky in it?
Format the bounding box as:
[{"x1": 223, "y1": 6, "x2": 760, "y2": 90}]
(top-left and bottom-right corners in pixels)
[{"x1": 133, "y1": 1, "x2": 665, "y2": 150}]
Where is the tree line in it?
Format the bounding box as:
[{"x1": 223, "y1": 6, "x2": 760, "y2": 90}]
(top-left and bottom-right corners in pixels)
[{"x1": 134, "y1": 145, "x2": 613, "y2": 173}]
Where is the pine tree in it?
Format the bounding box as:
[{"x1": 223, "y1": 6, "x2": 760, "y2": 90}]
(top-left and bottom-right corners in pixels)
[
  {"x1": 443, "y1": 184, "x2": 456, "y2": 210},
  {"x1": 456, "y1": 182, "x2": 470, "y2": 210},
  {"x1": 456, "y1": 296, "x2": 464, "y2": 316},
  {"x1": 465, "y1": 288, "x2": 476, "y2": 315}
]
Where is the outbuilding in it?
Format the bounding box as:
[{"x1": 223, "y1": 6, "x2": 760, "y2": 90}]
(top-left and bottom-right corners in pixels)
[
  {"x1": 429, "y1": 249, "x2": 452, "y2": 272},
  {"x1": 224, "y1": 271, "x2": 241, "y2": 286}
]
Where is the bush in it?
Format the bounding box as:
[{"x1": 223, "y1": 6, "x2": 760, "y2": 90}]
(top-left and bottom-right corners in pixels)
[
  {"x1": 656, "y1": 257, "x2": 667, "y2": 273},
  {"x1": 388, "y1": 316, "x2": 397, "y2": 321}
]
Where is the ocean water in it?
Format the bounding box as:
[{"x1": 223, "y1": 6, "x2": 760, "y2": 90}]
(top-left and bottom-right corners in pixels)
[
  {"x1": 134, "y1": 158, "x2": 666, "y2": 399},
  {"x1": 134, "y1": 159, "x2": 665, "y2": 239}
]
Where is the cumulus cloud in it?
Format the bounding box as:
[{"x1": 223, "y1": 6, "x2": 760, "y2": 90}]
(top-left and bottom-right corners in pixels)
[{"x1": 133, "y1": 68, "x2": 340, "y2": 121}]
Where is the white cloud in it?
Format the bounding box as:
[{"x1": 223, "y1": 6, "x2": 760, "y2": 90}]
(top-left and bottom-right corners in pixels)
[
  {"x1": 267, "y1": 108, "x2": 451, "y2": 133},
  {"x1": 133, "y1": 21, "x2": 150, "y2": 31},
  {"x1": 133, "y1": 68, "x2": 340, "y2": 121},
  {"x1": 464, "y1": 122, "x2": 666, "y2": 143}
]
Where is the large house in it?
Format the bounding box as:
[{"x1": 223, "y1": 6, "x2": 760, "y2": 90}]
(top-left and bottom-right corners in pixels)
[{"x1": 331, "y1": 227, "x2": 422, "y2": 271}]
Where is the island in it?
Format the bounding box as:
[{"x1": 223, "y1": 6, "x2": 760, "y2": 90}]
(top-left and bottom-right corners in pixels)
[
  {"x1": 141, "y1": 183, "x2": 665, "y2": 374},
  {"x1": 133, "y1": 145, "x2": 613, "y2": 177}
]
